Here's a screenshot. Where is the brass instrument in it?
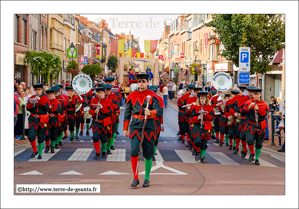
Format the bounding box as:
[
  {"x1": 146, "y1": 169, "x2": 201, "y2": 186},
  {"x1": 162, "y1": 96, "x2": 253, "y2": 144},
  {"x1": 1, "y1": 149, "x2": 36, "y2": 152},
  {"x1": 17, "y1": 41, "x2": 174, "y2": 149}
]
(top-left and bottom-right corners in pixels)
[
  {"x1": 197, "y1": 99, "x2": 208, "y2": 129},
  {"x1": 236, "y1": 115, "x2": 241, "y2": 123},
  {"x1": 95, "y1": 97, "x2": 101, "y2": 121},
  {"x1": 255, "y1": 100, "x2": 260, "y2": 131},
  {"x1": 228, "y1": 115, "x2": 234, "y2": 126},
  {"x1": 75, "y1": 94, "x2": 83, "y2": 112},
  {"x1": 182, "y1": 102, "x2": 196, "y2": 108},
  {"x1": 68, "y1": 91, "x2": 75, "y2": 102}
]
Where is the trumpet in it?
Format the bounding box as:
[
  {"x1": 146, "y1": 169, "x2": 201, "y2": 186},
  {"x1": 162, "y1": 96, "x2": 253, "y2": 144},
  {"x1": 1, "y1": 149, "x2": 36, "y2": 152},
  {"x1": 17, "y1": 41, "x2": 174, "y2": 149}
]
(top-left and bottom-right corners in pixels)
[
  {"x1": 182, "y1": 102, "x2": 196, "y2": 108},
  {"x1": 255, "y1": 101, "x2": 260, "y2": 131},
  {"x1": 68, "y1": 91, "x2": 75, "y2": 102}
]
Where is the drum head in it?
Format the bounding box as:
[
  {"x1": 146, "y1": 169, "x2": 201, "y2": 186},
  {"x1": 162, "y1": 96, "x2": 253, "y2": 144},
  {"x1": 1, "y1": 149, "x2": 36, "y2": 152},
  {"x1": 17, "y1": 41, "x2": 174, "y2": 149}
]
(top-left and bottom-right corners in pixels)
[{"x1": 84, "y1": 107, "x2": 90, "y2": 111}]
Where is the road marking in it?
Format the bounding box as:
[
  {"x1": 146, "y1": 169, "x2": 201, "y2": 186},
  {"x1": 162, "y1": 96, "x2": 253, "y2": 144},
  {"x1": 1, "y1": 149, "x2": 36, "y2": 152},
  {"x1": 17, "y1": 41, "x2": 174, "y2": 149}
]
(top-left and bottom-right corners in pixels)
[
  {"x1": 99, "y1": 170, "x2": 129, "y2": 175},
  {"x1": 14, "y1": 149, "x2": 26, "y2": 157},
  {"x1": 68, "y1": 148, "x2": 92, "y2": 161},
  {"x1": 59, "y1": 170, "x2": 83, "y2": 175},
  {"x1": 140, "y1": 160, "x2": 187, "y2": 175},
  {"x1": 174, "y1": 150, "x2": 198, "y2": 163},
  {"x1": 80, "y1": 140, "x2": 83, "y2": 142},
  {"x1": 163, "y1": 141, "x2": 167, "y2": 143},
  {"x1": 237, "y1": 152, "x2": 278, "y2": 167},
  {"x1": 208, "y1": 152, "x2": 240, "y2": 165},
  {"x1": 173, "y1": 141, "x2": 177, "y2": 143},
  {"x1": 122, "y1": 140, "x2": 125, "y2": 142},
  {"x1": 270, "y1": 154, "x2": 285, "y2": 163},
  {"x1": 106, "y1": 149, "x2": 126, "y2": 161},
  {"x1": 19, "y1": 170, "x2": 43, "y2": 175},
  {"x1": 29, "y1": 149, "x2": 61, "y2": 162}
]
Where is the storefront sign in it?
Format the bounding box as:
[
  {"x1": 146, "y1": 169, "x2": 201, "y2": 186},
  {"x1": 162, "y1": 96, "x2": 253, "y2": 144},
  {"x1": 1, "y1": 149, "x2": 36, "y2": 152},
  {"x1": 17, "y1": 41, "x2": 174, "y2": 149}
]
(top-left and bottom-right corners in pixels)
[
  {"x1": 204, "y1": 33, "x2": 208, "y2": 49},
  {"x1": 15, "y1": 53, "x2": 25, "y2": 65},
  {"x1": 215, "y1": 63, "x2": 228, "y2": 72}
]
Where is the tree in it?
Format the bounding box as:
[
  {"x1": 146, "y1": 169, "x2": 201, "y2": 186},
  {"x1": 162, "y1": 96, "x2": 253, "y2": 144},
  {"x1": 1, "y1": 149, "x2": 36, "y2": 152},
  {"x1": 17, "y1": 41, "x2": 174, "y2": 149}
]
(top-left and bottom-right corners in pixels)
[
  {"x1": 23, "y1": 51, "x2": 62, "y2": 85},
  {"x1": 107, "y1": 55, "x2": 118, "y2": 73},
  {"x1": 206, "y1": 14, "x2": 285, "y2": 75},
  {"x1": 81, "y1": 64, "x2": 102, "y2": 81}
]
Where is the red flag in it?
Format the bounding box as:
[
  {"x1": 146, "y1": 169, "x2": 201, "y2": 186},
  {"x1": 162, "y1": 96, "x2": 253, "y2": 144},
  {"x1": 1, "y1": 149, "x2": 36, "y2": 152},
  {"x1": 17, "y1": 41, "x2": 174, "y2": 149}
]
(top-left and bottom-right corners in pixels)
[
  {"x1": 140, "y1": 53, "x2": 144, "y2": 58},
  {"x1": 150, "y1": 40, "x2": 158, "y2": 53},
  {"x1": 132, "y1": 49, "x2": 137, "y2": 57},
  {"x1": 111, "y1": 39, "x2": 118, "y2": 56},
  {"x1": 119, "y1": 53, "x2": 122, "y2": 57}
]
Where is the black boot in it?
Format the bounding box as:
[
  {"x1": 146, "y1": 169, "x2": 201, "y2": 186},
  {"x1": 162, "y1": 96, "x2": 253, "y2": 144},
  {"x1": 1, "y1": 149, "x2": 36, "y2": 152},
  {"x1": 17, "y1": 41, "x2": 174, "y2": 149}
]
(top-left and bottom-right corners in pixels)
[
  {"x1": 79, "y1": 131, "x2": 83, "y2": 136},
  {"x1": 101, "y1": 152, "x2": 106, "y2": 158},
  {"x1": 62, "y1": 136, "x2": 68, "y2": 140},
  {"x1": 200, "y1": 157, "x2": 206, "y2": 163},
  {"x1": 37, "y1": 155, "x2": 42, "y2": 159},
  {"x1": 255, "y1": 159, "x2": 260, "y2": 165},
  {"x1": 241, "y1": 150, "x2": 247, "y2": 158},
  {"x1": 178, "y1": 137, "x2": 182, "y2": 141},
  {"x1": 152, "y1": 156, "x2": 156, "y2": 161},
  {"x1": 131, "y1": 179, "x2": 139, "y2": 187},
  {"x1": 110, "y1": 146, "x2": 115, "y2": 150},
  {"x1": 59, "y1": 141, "x2": 63, "y2": 146},
  {"x1": 181, "y1": 140, "x2": 185, "y2": 144},
  {"x1": 215, "y1": 139, "x2": 219, "y2": 143},
  {"x1": 55, "y1": 144, "x2": 59, "y2": 149},
  {"x1": 107, "y1": 149, "x2": 112, "y2": 154},
  {"x1": 186, "y1": 141, "x2": 190, "y2": 147},
  {"x1": 226, "y1": 143, "x2": 229, "y2": 146},
  {"x1": 31, "y1": 152, "x2": 38, "y2": 158},
  {"x1": 70, "y1": 137, "x2": 74, "y2": 142},
  {"x1": 192, "y1": 149, "x2": 196, "y2": 156},
  {"x1": 219, "y1": 142, "x2": 223, "y2": 146},
  {"x1": 177, "y1": 131, "x2": 180, "y2": 136},
  {"x1": 248, "y1": 154, "x2": 255, "y2": 161},
  {"x1": 44, "y1": 146, "x2": 50, "y2": 153},
  {"x1": 51, "y1": 147, "x2": 55, "y2": 153},
  {"x1": 86, "y1": 131, "x2": 90, "y2": 136},
  {"x1": 116, "y1": 131, "x2": 120, "y2": 134},
  {"x1": 228, "y1": 145, "x2": 232, "y2": 150},
  {"x1": 188, "y1": 142, "x2": 193, "y2": 151},
  {"x1": 233, "y1": 146, "x2": 236, "y2": 150},
  {"x1": 155, "y1": 152, "x2": 157, "y2": 155},
  {"x1": 233, "y1": 148, "x2": 239, "y2": 154},
  {"x1": 94, "y1": 153, "x2": 101, "y2": 160},
  {"x1": 195, "y1": 152, "x2": 200, "y2": 161},
  {"x1": 75, "y1": 136, "x2": 79, "y2": 139},
  {"x1": 212, "y1": 135, "x2": 216, "y2": 139},
  {"x1": 143, "y1": 179, "x2": 150, "y2": 187}
]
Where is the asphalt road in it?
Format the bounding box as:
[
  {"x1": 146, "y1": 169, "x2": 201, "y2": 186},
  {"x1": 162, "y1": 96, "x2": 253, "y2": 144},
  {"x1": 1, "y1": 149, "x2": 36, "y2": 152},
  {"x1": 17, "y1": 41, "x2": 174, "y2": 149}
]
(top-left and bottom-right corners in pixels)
[{"x1": 14, "y1": 102, "x2": 285, "y2": 195}]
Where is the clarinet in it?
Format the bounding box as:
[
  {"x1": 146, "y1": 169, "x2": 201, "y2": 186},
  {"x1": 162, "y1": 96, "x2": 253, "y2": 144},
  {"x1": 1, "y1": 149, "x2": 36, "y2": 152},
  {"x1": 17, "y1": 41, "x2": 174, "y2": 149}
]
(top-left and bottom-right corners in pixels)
[
  {"x1": 95, "y1": 97, "x2": 101, "y2": 121},
  {"x1": 199, "y1": 100, "x2": 204, "y2": 129},
  {"x1": 255, "y1": 100, "x2": 260, "y2": 131}
]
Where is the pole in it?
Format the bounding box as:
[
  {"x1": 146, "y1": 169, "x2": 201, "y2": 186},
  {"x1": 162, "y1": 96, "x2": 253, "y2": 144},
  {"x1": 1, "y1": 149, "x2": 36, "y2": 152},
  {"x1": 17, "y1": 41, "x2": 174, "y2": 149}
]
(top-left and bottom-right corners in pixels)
[
  {"x1": 270, "y1": 109, "x2": 275, "y2": 146},
  {"x1": 21, "y1": 104, "x2": 26, "y2": 140}
]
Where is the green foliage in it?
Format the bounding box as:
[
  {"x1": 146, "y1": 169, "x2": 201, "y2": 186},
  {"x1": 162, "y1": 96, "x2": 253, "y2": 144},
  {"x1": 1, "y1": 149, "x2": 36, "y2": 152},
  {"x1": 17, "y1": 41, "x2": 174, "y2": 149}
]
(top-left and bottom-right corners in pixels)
[
  {"x1": 107, "y1": 55, "x2": 118, "y2": 72},
  {"x1": 67, "y1": 60, "x2": 79, "y2": 76},
  {"x1": 81, "y1": 64, "x2": 102, "y2": 81},
  {"x1": 190, "y1": 63, "x2": 201, "y2": 75},
  {"x1": 23, "y1": 51, "x2": 62, "y2": 85},
  {"x1": 173, "y1": 68, "x2": 179, "y2": 73},
  {"x1": 206, "y1": 14, "x2": 285, "y2": 75}
]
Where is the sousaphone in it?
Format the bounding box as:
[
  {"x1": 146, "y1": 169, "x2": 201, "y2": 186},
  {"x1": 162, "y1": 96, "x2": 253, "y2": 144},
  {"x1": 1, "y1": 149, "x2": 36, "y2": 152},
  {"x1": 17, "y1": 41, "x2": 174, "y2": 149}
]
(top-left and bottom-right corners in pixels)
[{"x1": 212, "y1": 72, "x2": 232, "y2": 92}]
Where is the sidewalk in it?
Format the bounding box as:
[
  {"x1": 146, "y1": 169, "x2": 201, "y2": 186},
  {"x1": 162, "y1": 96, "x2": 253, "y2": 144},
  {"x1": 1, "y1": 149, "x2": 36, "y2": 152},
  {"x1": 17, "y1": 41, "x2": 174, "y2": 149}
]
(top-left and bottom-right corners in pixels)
[{"x1": 166, "y1": 97, "x2": 285, "y2": 152}]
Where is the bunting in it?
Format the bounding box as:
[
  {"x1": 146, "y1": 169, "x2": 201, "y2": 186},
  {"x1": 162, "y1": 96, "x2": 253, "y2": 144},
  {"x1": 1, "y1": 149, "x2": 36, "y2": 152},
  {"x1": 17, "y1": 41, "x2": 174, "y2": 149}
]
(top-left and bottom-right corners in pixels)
[
  {"x1": 110, "y1": 39, "x2": 125, "y2": 56},
  {"x1": 144, "y1": 40, "x2": 158, "y2": 53}
]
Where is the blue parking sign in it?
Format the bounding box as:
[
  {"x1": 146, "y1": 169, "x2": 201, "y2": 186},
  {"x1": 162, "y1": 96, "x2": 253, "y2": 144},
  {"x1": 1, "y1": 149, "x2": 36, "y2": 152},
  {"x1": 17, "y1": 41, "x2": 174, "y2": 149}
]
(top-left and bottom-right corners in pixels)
[
  {"x1": 240, "y1": 52, "x2": 249, "y2": 63},
  {"x1": 239, "y1": 72, "x2": 250, "y2": 84}
]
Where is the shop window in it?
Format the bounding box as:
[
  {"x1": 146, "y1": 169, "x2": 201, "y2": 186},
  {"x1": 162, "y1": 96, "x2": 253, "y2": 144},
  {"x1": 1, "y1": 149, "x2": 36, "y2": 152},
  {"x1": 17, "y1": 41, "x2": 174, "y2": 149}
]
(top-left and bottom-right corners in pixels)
[
  {"x1": 41, "y1": 27, "x2": 43, "y2": 50},
  {"x1": 15, "y1": 15, "x2": 19, "y2": 42},
  {"x1": 32, "y1": 31, "x2": 37, "y2": 50},
  {"x1": 22, "y1": 19, "x2": 27, "y2": 45}
]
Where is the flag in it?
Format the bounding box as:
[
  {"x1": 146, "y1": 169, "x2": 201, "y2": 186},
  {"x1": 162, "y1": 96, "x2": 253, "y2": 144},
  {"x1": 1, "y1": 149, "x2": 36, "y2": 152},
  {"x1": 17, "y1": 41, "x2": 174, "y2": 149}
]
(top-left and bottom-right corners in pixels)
[
  {"x1": 144, "y1": 40, "x2": 158, "y2": 53},
  {"x1": 140, "y1": 53, "x2": 144, "y2": 58},
  {"x1": 118, "y1": 39, "x2": 125, "y2": 55},
  {"x1": 111, "y1": 39, "x2": 118, "y2": 56},
  {"x1": 132, "y1": 49, "x2": 137, "y2": 57},
  {"x1": 137, "y1": 53, "x2": 140, "y2": 58},
  {"x1": 127, "y1": 49, "x2": 132, "y2": 57}
]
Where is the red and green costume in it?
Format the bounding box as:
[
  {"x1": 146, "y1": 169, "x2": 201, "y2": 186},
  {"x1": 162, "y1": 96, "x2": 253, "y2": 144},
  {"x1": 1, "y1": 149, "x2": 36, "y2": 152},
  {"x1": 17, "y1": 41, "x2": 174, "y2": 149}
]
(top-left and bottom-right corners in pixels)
[{"x1": 75, "y1": 95, "x2": 85, "y2": 137}]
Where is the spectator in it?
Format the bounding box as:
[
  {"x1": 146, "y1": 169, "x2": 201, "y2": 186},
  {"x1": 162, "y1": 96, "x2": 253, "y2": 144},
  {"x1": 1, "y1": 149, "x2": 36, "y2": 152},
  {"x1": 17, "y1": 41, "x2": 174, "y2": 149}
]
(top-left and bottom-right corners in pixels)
[
  {"x1": 181, "y1": 79, "x2": 185, "y2": 88},
  {"x1": 43, "y1": 86, "x2": 49, "y2": 95},
  {"x1": 276, "y1": 97, "x2": 280, "y2": 111},
  {"x1": 269, "y1": 96, "x2": 278, "y2": 112},
  {"x1": 14, "y1": 92, "x2": 20, "y2": 137},
  {"x1": 274, "y1": 111, "x2": 283, "y2": 146},
  {"x1": 162, "y1": 83, "x2": 168, "y2": 108},
  {"x1": 146, "y1": 66, "x2": 154, "y2": 82},
  {"x1": 65, "y1": 81, "x2": 70, "y2": 87},
  {"x1": 167, "y1": 81, "x2": 173, "y2": 100},
  {"x1": 120, "y1": 83, "x2": 125, "y2": 109},
  {"x1": 14, "y1": 80, "x2": 18, "y2": 92},
  {"x1": 277, "y1": 112, "x2": 285, "y2": 152},
  {"x1": 202, "y1": 78, "x2": 205, "y2": 87},
  {"x1": 15, "y1": 90, "x2": 26, "y2": 139},
  {"x1": 15, "y1": 85, "x2": 23, "y2": 98},
  {"x1": 24, "y1": 88, "x2": 30, "y2": 103},
  {"x1": 172, "y1": 81, "x2": 177, "y2": 99},
  {"x1": 20, "y1": 82, "x2": 26, "y2": 89},
  {"x1": 93, "y1": 81, "x2": 98, "y2": 90},
  {"x1": 179, "y1": 83, "x2": 183, "y2": 90},
  {"x1": 251, "y1": 84, "x2": 255, "y2": 87}
]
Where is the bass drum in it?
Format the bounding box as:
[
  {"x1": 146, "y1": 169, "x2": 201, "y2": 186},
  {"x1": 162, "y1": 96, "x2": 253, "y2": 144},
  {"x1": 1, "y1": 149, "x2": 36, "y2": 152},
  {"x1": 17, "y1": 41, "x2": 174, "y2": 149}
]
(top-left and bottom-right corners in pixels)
[{"x1": 130, "y1": 83, "x2": 139, "y2": 93}]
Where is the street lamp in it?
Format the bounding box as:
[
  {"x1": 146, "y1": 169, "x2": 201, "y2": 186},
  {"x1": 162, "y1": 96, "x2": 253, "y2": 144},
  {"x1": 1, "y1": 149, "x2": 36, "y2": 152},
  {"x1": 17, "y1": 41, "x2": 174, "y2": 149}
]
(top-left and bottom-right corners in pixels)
[
  {"x1": 69, "y1": 42, "x2": 75, "y2": 61},
  {"x1": 194, "y1": 46, "x2": 199, "y2": 62}
]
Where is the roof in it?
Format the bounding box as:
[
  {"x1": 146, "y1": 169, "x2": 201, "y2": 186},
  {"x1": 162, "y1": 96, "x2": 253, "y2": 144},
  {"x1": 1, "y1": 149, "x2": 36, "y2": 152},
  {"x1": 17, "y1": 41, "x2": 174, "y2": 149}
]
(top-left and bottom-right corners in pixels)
[
  {"x1": 105, "y1": 29, "x2": 115, "y2": 37},
  {"x1": 272, "y1": 49, "x2": 283, "y2": 64}
]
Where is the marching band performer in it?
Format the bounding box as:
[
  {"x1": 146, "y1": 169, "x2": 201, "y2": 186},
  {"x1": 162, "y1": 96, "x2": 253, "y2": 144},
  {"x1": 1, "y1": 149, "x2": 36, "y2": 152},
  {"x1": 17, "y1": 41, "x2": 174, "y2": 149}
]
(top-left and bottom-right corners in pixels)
[
  {"x1": 103, "y1": 84, "x2": 119, "y2": 154},
  {"x1": 218, "y1": 93, "x2": 231, "y2": 146},
  {"x1": 74, "y1": 93, "x2": 85, "y2": 139},
  {"x1": 45, "y1": 88, "x2": 63, "y2": 153},
  {"x1": 177, "y1": 87, "x2": 189, "y2": 142},
  {"x1": 56, "y1": 84, "x2": 70, "y2": 140},
  {"x1": 65, "y1": 86, "x2": 77, "y2": 141},
  {"x1": 89, "y1": 86, "x2": 113, "y2": 159},
  {"x1": 148, "y1": 85, "x2": 164, "y2": 161},
  {"x1": 232, "y1": 86, "x2": 250, "y2": 155},
  {"x1": 82, "y1": 89, "x2": 93, "y2": 136},
  {"x1": 210, "y1": 90, "x2": 221, "y2": 143},
  {"x1": 187, "y1": 92, "x2": 214, "y2": 162},
  {"x1": 226, "y1": 90, "x2": 240, "y2": 150},
  {"x1": 123, "y1": 73, "x2": 163, "y2": 188},
  {"x1": 26, "y1": 83, "x2": 50, "y2": 159},
  {"x1": 243, "y1": 88, "x2": 269, "y2": 165},
  {"x1": 105, "y1": 77, "x2": 122, "y2": 135}
]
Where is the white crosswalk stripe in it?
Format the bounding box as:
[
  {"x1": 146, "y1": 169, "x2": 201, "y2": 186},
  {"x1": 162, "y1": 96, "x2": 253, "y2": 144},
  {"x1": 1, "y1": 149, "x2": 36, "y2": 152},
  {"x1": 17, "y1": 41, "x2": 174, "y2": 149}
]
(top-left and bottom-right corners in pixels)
[
  {"x1": 14, "y1": 149, "x2": 26, "y2": 157},
  {"x1": 237, "y1": 152, "x2": 278, "y2": 167},
  {"x1": 174, "y1": 150, "x2": 198, "y2": 163},
  {"x1": 67, "y1": 148, "x2": 93, "y2": 161},
  {"x1": 106, "y1": 149, "x2": 126, "y2": 161},
  {"x1": 29, "y1": 149, "x2": 61, "y2": 162},
  {"x1": 209, "y1": 152, "x2": 239, "y2": 165}
]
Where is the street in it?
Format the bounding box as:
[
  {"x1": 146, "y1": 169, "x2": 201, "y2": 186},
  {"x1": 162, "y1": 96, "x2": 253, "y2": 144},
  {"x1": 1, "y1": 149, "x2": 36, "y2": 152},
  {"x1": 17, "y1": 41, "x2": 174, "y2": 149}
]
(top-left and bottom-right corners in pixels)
[{"x1": 14, "y1": 101, "x2": 285, "y2": 195}]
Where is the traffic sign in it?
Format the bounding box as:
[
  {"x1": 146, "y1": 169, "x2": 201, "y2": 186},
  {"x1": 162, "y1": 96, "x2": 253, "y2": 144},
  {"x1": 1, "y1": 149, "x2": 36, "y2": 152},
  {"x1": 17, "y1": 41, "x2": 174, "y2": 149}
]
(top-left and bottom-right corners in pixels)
[
  {"x1": 238, "y1": 72, "x2": 250, "y2": 84},
  {"x1": 158, "y1": 55, "x2": 163, "y2": 59},
  {"x1": 239, "y1": 47, "x2": 250, "y2": 72}
]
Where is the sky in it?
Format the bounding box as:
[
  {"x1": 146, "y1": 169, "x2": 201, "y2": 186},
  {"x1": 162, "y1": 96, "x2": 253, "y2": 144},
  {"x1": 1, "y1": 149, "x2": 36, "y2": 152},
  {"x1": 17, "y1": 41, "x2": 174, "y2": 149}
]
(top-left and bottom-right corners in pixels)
[{"x1": 84, "y1": 15, "x2": 179, "y2": 53}]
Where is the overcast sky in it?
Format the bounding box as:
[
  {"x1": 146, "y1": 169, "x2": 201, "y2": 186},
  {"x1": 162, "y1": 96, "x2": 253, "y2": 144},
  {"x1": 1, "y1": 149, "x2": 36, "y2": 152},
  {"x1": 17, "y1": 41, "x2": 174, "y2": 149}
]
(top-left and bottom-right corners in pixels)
[{"x1": 84, "y1": 15, "x2": 179, "y2": 53}]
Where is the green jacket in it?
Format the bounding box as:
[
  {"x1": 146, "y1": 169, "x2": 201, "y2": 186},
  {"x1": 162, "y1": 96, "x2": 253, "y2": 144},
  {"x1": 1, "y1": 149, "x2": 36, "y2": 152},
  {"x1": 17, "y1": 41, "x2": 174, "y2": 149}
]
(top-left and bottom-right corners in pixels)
[{"x1": 18, "y1": 97, "x2": 26, "y2": 114}]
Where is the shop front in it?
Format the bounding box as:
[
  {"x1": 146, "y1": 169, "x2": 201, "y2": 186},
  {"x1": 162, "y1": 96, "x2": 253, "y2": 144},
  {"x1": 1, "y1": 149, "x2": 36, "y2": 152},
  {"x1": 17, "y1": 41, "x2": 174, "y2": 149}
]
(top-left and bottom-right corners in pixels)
[{"x1": 14, "y1": 53, "x2": 28, "y2": 85}]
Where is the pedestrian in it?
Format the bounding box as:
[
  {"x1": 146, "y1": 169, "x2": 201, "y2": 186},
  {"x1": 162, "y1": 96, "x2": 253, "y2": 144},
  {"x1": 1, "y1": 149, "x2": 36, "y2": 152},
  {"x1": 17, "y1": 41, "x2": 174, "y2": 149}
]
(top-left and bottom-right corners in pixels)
[
  {"x1": 202, "y1": 78, "x2": 205, "y2": 87},
  {"x1": 167, "y1": 81, "x2": 173, "y2": 100},
  {"x1": 123, "y1": 73, "x2": 163, "y2": 187},
  {"x1": 277, "y1": 113, "x2": 285, "y2": 152},
  {"x1": 162, "y1": 82, "x2": 168, "y2": 108},
  {"x1": 275, "y1": 111, "x2": 283, "y2": 146},
  {"x1": 15, "y1": 90, "x2": 26, "y2": 139},
  {"x1": 120, "y1": 84, "x2": 125, "y2": 109},
  {"x1": 172, "y1": 81, "x2": 177, "y2": 99},
  {"x1": 269, "y1": 96, "x2": 278, "y2": 112},
  {"x1": 26, "y1": 83, "x2": 50, "y2": 160},
  {"x1": 14, "y1": 80, "x2": 18, "y2": 92},
  {"x1": 20, "y1": 82, "x2": 26, "y2": 89},
  {"x1": 14, "y1": 92, "x2": 20, "y2": 138},
  {"x1": 146, "y1": 66, "x2": 154, "y2": 82},
  {"x1": 243, "y1": 88, "x2": 269, "y2": 165}
]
